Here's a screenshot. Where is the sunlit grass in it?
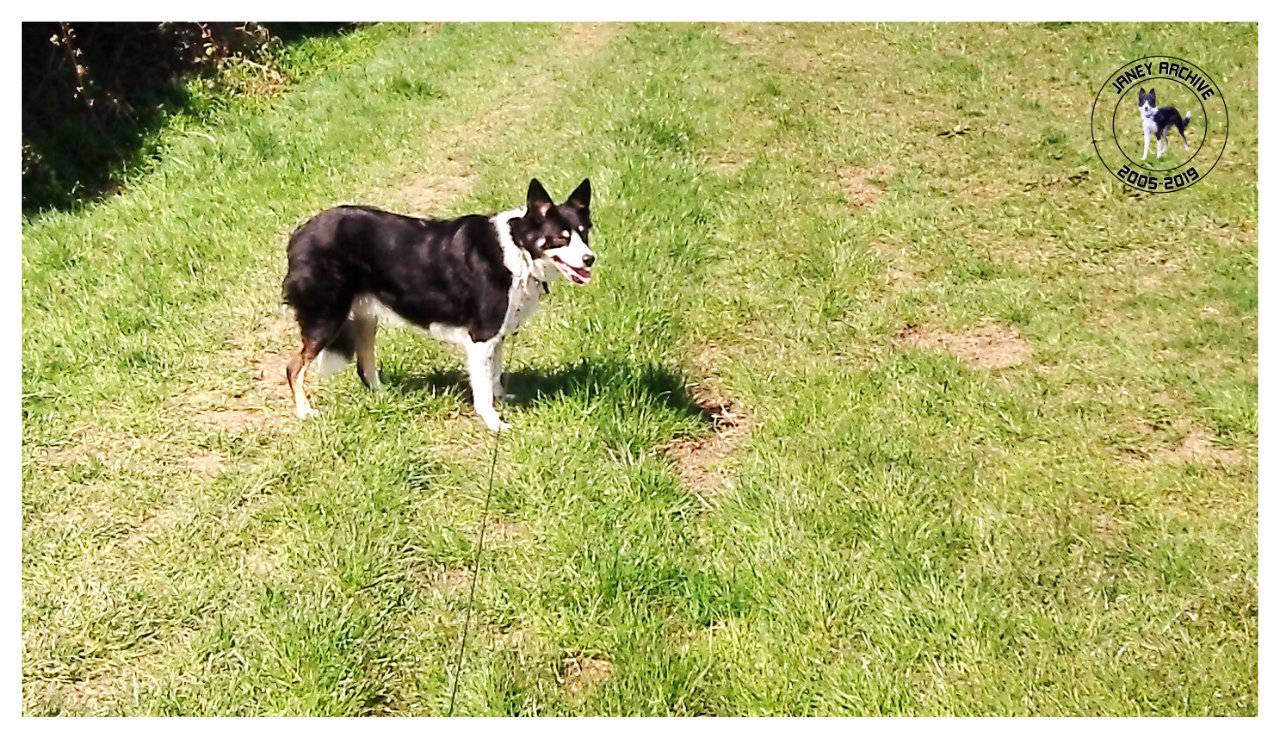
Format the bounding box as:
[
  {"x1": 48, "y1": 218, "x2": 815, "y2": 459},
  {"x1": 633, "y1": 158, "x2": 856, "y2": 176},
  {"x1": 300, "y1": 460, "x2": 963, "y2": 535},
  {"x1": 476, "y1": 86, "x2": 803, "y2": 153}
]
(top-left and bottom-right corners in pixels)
[{"x1": 22, "y1": 22, "x2": 1256, "y2": 716}]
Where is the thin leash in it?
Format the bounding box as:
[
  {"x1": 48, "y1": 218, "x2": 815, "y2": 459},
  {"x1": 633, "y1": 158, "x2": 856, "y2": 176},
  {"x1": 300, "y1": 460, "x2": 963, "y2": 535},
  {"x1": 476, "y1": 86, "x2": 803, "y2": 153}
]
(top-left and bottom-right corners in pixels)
[
  {"x1": 446, "y1": 415, "x2": 503, "y2": 716},
  {"x1": 448, "y1": 268, "x2": 538, "y2": 716}
]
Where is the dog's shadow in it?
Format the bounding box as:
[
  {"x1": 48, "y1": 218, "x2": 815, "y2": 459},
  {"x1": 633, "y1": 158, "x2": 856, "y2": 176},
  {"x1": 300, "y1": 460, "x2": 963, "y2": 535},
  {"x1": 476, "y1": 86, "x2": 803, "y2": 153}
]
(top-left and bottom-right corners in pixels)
[{"x1": 382, "y1": 358, "x2": 716, "y2": 425}]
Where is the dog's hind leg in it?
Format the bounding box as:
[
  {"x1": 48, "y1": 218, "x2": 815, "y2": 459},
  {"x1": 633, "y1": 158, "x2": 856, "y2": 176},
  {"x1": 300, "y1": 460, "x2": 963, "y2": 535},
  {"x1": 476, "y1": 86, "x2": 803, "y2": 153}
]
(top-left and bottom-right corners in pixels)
[
  {"x1": 352, "y1": 315, "x2": 381, "y2": 391},
  {"x1": 286, "y1": 343, "x2": 321, "y2": 418},
  {"x1": 286, "y1": 315, "x2": 347, "y2": 418}
]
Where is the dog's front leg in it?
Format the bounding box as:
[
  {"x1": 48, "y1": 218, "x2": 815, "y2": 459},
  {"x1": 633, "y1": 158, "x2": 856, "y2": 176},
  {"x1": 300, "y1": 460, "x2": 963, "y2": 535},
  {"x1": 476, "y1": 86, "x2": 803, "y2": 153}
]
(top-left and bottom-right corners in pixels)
[
  {"x1": 465, "y1": 338, "x2": 510, "y2": 432},
  {"x1": 489, "y1": 341, "x2": 518, "y2": 402},
  {"x1": 489, "y1": 341, "x2": 505, "y2": 401},
  {"x1": 1142, "y1": 129, "x2": 1150, "y2": 159}
]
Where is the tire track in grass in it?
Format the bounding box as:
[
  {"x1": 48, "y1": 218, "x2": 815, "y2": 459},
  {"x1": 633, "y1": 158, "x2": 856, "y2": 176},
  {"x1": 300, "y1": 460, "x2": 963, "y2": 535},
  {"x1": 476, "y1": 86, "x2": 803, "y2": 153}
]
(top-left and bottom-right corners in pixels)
[
  {"x1": 382, "y1": 23, "x2": 619, "y2": 215},
  {"x1": 258, "y1": 24, "x2": 626, "y2": 717}
]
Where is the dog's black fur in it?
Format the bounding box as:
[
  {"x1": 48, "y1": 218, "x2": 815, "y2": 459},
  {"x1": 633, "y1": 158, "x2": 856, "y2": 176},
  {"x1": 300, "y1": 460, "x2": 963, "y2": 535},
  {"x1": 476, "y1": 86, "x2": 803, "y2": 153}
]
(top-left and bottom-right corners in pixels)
[{"x1": 286, "y1": 209, "x2": 514, "y2": 347}]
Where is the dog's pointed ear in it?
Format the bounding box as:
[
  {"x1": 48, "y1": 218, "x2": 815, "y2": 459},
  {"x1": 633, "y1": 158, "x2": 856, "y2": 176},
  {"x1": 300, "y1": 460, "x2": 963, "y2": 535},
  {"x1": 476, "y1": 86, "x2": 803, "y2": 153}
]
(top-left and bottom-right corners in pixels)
[
  {"x1": 566, "y1": 178, "x2": 591, "y2": 209},
  {"x1": 527, "y1": 178, "x2": 554, "y2": 218},
  {"x1": 1139, "y1": 87, "x2": 1145, "y2": 95}
]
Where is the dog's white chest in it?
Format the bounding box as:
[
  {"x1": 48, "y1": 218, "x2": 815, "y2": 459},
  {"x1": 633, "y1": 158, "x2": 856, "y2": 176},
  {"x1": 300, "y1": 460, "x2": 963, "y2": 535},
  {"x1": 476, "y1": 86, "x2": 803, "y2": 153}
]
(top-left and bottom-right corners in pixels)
[{"x1": 502, "y1": 278, "x2": 544, "y2": 336}]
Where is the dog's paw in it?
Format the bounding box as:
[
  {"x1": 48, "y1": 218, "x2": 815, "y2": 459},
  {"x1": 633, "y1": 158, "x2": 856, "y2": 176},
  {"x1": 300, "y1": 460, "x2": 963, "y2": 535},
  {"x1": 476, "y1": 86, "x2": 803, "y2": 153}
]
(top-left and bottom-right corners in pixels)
[
  {"x1": 482, "y1": 415, "x2": 512, "y2": 433},
  {"x1": 295, "y1": 407, "x2": 320, "y2": 419}
]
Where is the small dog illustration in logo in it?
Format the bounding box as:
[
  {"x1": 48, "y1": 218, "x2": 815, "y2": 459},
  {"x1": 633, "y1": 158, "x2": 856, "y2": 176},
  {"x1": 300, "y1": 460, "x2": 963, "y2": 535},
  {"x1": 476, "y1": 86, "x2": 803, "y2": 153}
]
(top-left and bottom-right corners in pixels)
[{"x1": 1138, "y1": 87, "x2": 1192, "y2": 160}]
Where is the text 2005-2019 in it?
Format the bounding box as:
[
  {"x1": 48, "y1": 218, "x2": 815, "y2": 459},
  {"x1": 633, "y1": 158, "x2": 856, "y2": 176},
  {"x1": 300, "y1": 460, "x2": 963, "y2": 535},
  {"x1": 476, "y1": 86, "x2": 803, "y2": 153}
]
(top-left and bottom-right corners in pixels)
[{"x1": 1115, "y1": 165, "x2": 1200, "y2": 192}]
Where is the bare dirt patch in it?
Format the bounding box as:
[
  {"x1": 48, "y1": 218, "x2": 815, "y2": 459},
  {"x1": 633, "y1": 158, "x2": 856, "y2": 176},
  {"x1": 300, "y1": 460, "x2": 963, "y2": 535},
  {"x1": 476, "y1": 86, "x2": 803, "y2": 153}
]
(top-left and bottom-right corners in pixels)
[
  {"x1": 31, "y1": 425, "x2": 226, "y2": 483},
  {"x1": 869, "y1": 240, "x2": 920, "y2": 285},
  {"x1": 1007, "y1": 240, "x2": 1060, "y2": 267},
  {"x1": 480, "y1": 515, "x2": 528, "y2": 544},
  {"x1": 955, "y1": 175, "x2": 1020, "y2": 203},
  {"x1": 886, "y1": 267, "x2": 918, "y2": 285},
  {"x1": 895, "y1": 323, "x2": 1031, "y2": 370},
  {"x1": 184, "y1": 312, "x2": 296, "y2": 431},
  {"x1": 717, "y1": 24, "x2": 837, "y2": 77},
  {"x1": 410, "y1": 564, "x2": 472, "y2": 595},
  {"x1": 1136, "y1": 256, "x2": 1184, "y2": 289},
  {"x1": 1090, "y1": 511, "x2": 1127, "y2": 550},
  {"x1": 716, "y1": 24, "x2": 756, "y2": 47},
  {"x1": 31, "y1": 427, "x2": 120, "y2": 471},
  {"x1": 399, "y1": 155, "x2": 476, "y2": 213},
  {"x1": 1152, "y1": 427, "x2": 1245, "y2": 466},
  {"x1": 118, "y1": 504, "x2": 187, "y2": 550},
  {"x1": 1112, "y1": 416, "x2": 1247, "y2": 468},
  {"x1": 836, "y1": 163, "x2": 894, "y2": 209},
  {"x1": 663, "y1": 341, "x2": 752, "y2": 500},
  {"x1": 1202, "y1": 221, "x2": 1257, "y2": 248},
  {"x1": 560, "y1": 652, "x2": 613, "y2": 700},
  {"x1": 967, "y1": 230, "x2": 1060, "y2": 267},
  {"x1": 954, "y1": 169, "x2": 1088, "y2": 205},
  {"x1": 665, "y1": 400, "x2": 750, "y2": 499},
  {"x1": 870, "y1": 239, "x2": 906, "y2": 258},
  {"x1": 562, "y1": 22, "x2": 618, "y2": 54},
  {"x1": 188, "y1": 391, "x2": 276, "y2": 432},
  {"x1": 187, "y1": 450, "x2": 226, "y2": 478}
]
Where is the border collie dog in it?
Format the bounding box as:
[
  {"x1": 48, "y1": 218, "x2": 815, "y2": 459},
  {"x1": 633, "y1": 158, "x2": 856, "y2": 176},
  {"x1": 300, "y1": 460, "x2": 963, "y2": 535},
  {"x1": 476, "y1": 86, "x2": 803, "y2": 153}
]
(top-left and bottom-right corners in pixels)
[
  {"x1": 1137, "y1": 88, "x2": 1192, "y2": 160},
  {"x1": 282, "y1": 178, "x2": 594, "y2": 431}
]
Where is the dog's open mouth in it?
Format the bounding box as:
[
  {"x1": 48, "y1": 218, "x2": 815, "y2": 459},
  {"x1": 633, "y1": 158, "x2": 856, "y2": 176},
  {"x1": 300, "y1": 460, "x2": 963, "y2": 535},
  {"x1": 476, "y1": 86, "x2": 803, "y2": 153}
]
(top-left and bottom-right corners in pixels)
[{"x1": 552, "y1": 256, "x2": 592, "y2": 284}]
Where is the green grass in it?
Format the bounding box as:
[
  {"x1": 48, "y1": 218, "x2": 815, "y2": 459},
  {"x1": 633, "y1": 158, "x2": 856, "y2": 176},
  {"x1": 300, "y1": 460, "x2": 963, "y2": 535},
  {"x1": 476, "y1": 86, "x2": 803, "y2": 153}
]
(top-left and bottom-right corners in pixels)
[{"x1": 22, "y1": 22, "x2": 1257, "y2": 716}]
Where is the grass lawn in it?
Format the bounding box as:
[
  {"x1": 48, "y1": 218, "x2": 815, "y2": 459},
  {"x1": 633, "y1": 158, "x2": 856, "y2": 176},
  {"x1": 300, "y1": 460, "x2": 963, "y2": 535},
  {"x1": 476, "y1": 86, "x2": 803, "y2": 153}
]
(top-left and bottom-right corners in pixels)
[{"x1": 21, "y1": 22, "x2": 1257, "y2": 716}]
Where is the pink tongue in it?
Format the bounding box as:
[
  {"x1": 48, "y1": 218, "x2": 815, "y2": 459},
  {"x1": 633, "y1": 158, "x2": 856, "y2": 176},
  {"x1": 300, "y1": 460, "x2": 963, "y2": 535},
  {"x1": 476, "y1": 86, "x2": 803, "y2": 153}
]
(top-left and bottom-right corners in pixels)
[{"x1": 558, "y1": 260, "x2": 590, "y2": 283}]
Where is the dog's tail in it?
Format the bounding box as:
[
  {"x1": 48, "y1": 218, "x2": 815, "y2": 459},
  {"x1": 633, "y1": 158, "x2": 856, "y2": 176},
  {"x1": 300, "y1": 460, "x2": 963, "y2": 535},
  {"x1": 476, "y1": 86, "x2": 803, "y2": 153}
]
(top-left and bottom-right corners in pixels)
[
  {"x1": 315, "y1": 321, "x2": 357, "y2": 377},
  {"x1": 1183, "y1": 112, "x2": 1192, "y2": 129}
]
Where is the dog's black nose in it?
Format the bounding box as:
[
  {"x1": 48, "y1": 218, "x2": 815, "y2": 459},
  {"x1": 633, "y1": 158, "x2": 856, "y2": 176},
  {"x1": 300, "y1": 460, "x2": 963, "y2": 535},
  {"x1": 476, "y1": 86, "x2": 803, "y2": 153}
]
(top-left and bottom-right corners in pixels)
[{"x1": 582, "y1": 253, "x2": 595, "y2": 267}]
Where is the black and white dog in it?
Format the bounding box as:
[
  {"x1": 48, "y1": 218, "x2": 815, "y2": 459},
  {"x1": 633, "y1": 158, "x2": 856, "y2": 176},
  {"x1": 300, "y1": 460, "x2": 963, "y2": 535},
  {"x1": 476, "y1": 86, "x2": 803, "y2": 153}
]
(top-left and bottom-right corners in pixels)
[
  {"x1": 282, "y1": 178, "x2": 594, "y2": 431},
  {"x1": 1138, "y1": 88, "x2": 1192, "y2": 160}
]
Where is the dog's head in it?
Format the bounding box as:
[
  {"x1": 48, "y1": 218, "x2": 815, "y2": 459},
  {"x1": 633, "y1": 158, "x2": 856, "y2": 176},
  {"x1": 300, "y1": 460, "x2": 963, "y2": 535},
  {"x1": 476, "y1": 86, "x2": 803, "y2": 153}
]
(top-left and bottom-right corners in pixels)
[
  {"x1": 1138, "y1": 87, "x2": 1157, "y2": 117},
  {"x1": 512, "y1": 178, "x2": 595, "y2": 285}
]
